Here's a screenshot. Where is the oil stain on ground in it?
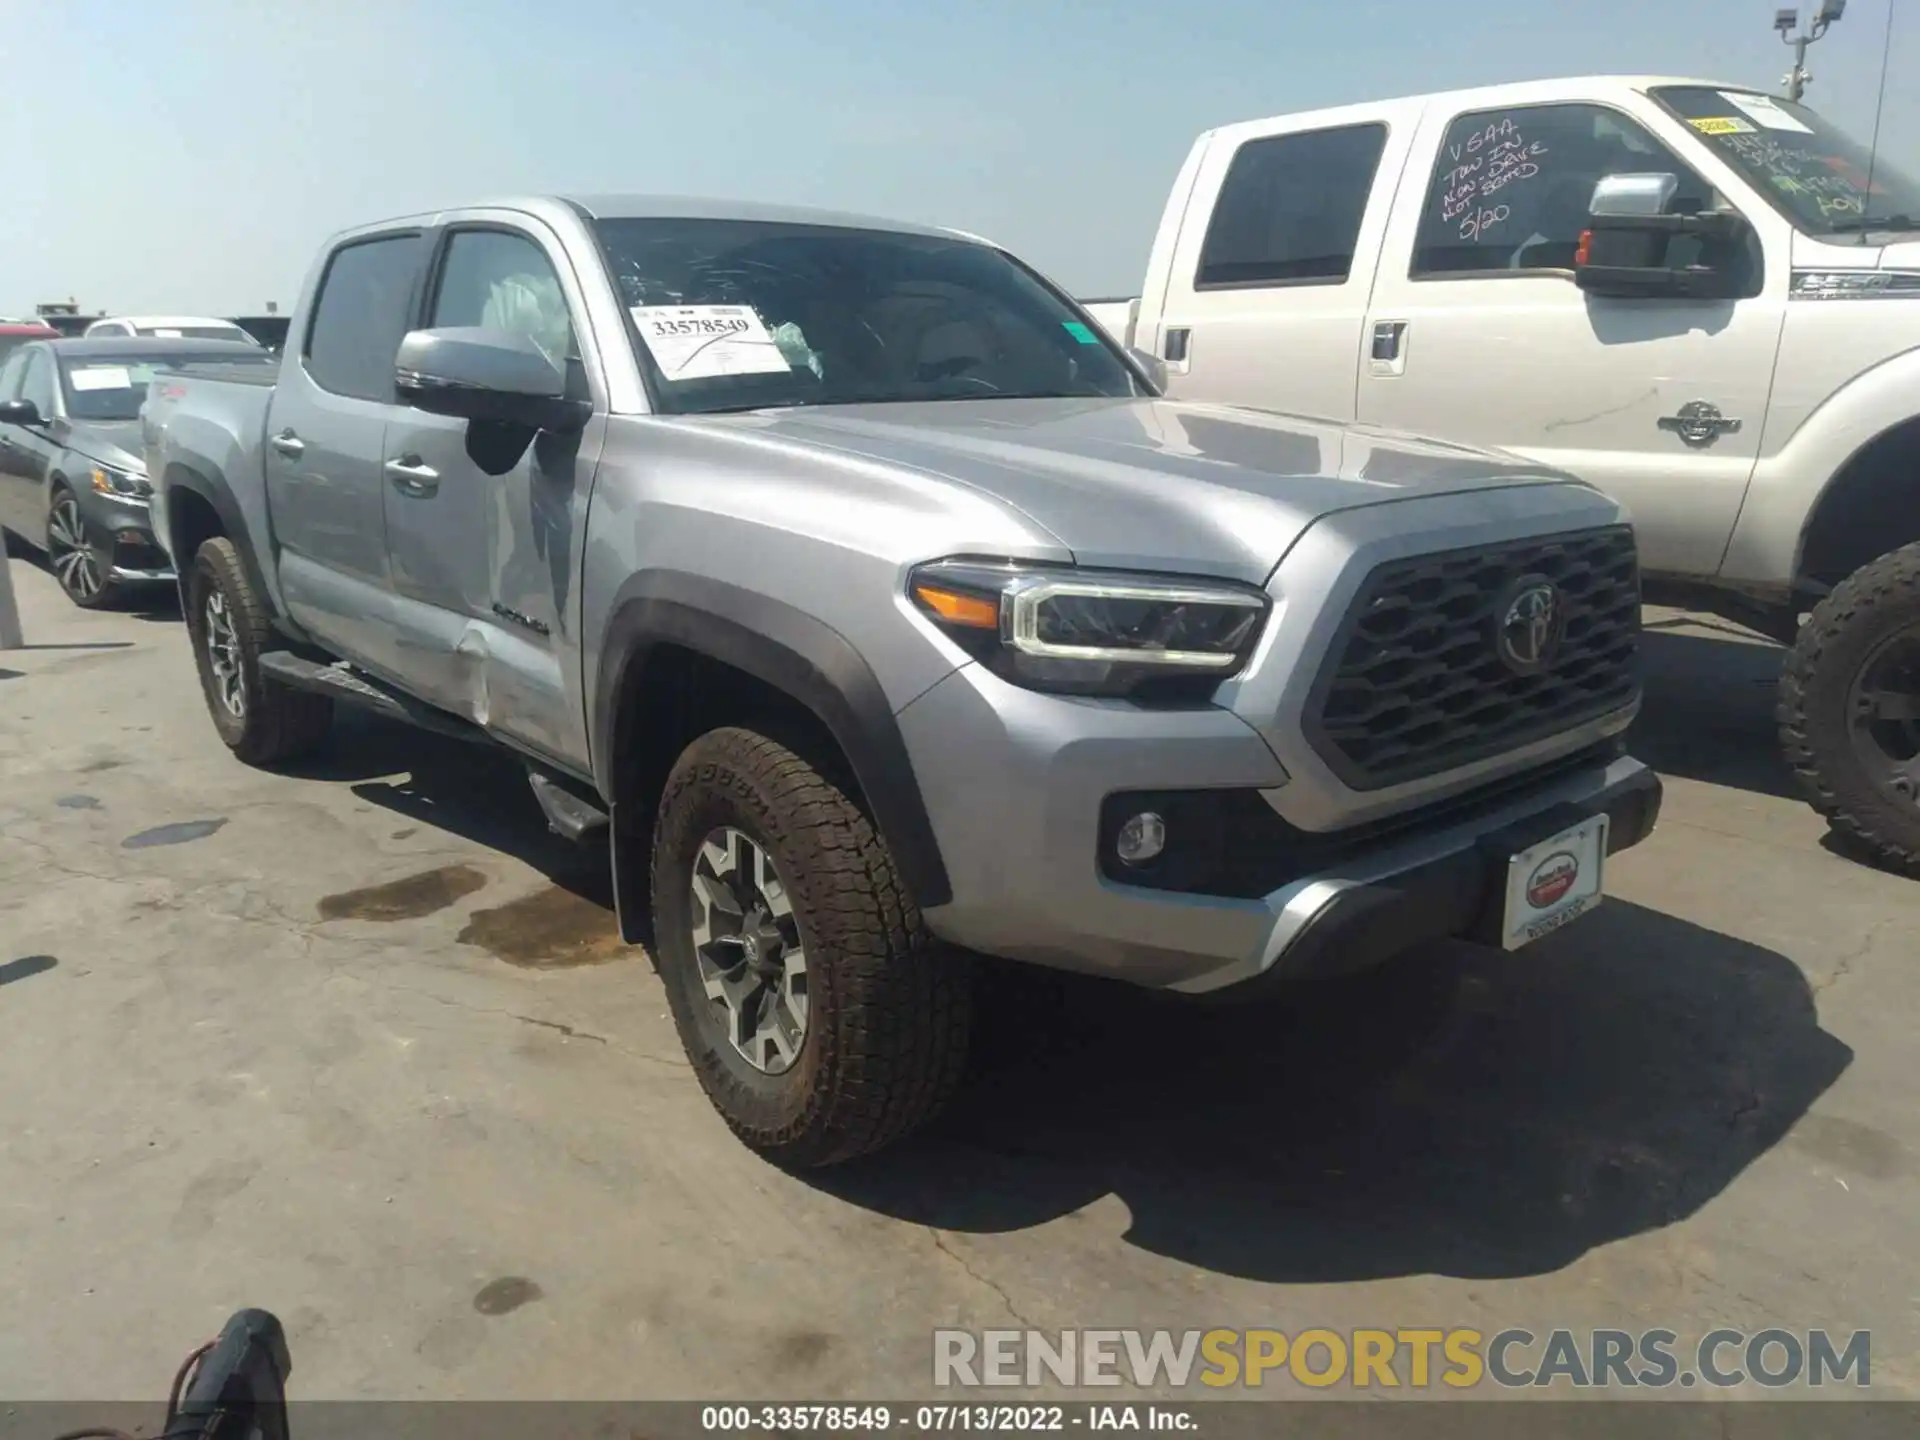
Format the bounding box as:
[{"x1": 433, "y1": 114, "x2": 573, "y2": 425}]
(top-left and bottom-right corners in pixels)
[
  {"x1": 123, "y1": 818, "x2": 227, "y2": 849},
  {"x1": 318, "y1": 864, "x2": 489, "y2": 922},
  {"x1": 457, "y1": 884, "x2": 628, "y2": 968},
  {"x1": 473, "y1": 1276, "x2": 542, "y2": 1316},
  {"x1": 55, "y1": 794, "x2": 99, "y2": 810}
]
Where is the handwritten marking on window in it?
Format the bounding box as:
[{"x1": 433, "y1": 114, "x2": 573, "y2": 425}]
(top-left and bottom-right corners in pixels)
[{"x1": 1437, "y1": 116, "x2": 1548, "y2": 238}]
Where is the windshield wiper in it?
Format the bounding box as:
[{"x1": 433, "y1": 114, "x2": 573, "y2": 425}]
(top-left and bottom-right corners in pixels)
[{"x1": 1825, "y1": 213, "x2": 1919, "y2": 234}]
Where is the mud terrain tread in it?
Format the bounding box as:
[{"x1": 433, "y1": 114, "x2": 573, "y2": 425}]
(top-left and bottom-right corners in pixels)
[{"x1": 1780, "y1": 541, "x2": 1920, "y2": 877}]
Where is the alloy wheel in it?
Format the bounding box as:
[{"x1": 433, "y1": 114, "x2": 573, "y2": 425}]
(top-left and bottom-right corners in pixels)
[
  {"x1": 688, "y1": 826, "x2": 809, "y2": 1074},
  {"x1": 46, "y1": 492, "x2": 103, "y2": 602},
  {"x1": 203, "y1": 590, "x2": 246, "y2": 718}
]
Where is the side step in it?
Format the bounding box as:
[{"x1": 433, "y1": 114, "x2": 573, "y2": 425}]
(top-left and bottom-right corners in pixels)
[
  {"x1": 528, "y1": 770, "x2": 609, "y2": 844},
  {"x1": 257, "y1": 652, "x2": 484, "y2": 744}
]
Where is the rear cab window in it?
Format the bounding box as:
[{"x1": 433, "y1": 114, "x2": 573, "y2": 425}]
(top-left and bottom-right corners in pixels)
[
  {"x1": 1195, "y1": 123, "x2": 1390, "y2": 288},
  {"x1": 302, "y1": 233, "x2": 430, "y2": 402}
]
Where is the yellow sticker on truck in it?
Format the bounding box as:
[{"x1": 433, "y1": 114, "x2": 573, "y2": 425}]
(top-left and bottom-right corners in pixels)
[{"x1": 1690, "y1": 116, "x2": 1757, "y2": 135}]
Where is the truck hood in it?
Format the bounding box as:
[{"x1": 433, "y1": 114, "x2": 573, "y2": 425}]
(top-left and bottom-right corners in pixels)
[{"x1": 704, "y1": 397, "x2": 1579, "y2": 583}]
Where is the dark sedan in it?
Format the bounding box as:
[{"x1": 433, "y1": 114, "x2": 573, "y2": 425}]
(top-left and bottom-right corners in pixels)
[{"x1": 0, "y1": 336, "x2": 275, "y2": 607}]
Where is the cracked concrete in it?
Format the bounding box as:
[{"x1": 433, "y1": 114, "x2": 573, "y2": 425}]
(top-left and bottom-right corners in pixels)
[{"x1": 3, "y1": 570, "x2": 1919, "y2": 1404}]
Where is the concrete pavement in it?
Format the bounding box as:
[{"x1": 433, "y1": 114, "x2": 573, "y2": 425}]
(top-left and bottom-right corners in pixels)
[{"x1": 2, "y1": 553, "x2": 1917, "y2": 1401}]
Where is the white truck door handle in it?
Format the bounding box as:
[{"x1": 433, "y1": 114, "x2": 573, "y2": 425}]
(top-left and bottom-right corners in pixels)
[
  {"x1": 269, "y1": 430, "x2": 305, "y2": 458},
  {"x1": 384, "y1": 456, "x2": 440, "y2": 494},
  {"x1": 1369, "y1": 320, "x2": 1409, "y2": 376}
]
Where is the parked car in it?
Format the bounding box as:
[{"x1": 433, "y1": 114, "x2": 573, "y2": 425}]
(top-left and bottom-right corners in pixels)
[
  {"x1": 0, "y1": 336, "x2": 274, "y2": 606},
  {"x1": 84, "y1": 315, "x2": 259, "y2": 345},
  {"x1": 0, "y1": 320, "x2": 59, "y2": 364},
  {"x1": 144, "y1": 195, "x2": 1661, "y2": 1164},
  {"x1": 1083, "y1": 74, "x2": 1920, "y2": 874}
]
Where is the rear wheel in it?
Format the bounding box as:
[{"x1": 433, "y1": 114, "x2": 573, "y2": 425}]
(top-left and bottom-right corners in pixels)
[
  {"x1": 46, "y1": 486, "x2": 123, "y2": 609},
  {"x1": 1781, "y1": 542, "x2": 1920, "y2": 876},
  {"x1": 649, "y1": 727, "x2": 972, "y2": 1166},
  {"x1": 186, "y1": 536, "x2": 333, "y2": 765}
]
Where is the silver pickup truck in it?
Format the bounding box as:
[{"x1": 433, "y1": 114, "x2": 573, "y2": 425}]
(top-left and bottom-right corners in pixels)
[{"x1": 142, "y1": 195, "x2": 1661, "y2": 1164}]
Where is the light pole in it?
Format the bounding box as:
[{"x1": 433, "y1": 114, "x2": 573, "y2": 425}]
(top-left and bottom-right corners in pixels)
[{"x1": 1777, "y1": 1, "x2": 1847, "y2": 103}]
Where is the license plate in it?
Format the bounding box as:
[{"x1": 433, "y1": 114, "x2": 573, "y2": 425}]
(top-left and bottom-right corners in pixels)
[{"x1": 1499, "y1": 814, "x2": 1609, "y2": 951}]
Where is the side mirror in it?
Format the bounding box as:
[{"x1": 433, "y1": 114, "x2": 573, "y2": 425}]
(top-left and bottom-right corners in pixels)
[
  {"x1": 1574, "y1": 184, "x2": 1754, "y2": 302},
  {"x1": 393, "y1": 327, "x2": 590, "y2": 432},
  {"x1": 1589, "y1": 172, "x2": 1680, "y2": 219},
  {"x1": 0, "y1": 399, "x2": 44, "y2": 427},
  {"x1": 1128, "y1": 346, "x2": 1169, "y2": 393}
]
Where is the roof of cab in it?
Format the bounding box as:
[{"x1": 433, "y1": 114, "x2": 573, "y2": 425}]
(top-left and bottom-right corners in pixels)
[
  {"x1": 345, "y1": 193, "x2": 975, "y2": 244},
  {"x1": 1205, "y1": 74, "x2": 1747, "y2": 141}
]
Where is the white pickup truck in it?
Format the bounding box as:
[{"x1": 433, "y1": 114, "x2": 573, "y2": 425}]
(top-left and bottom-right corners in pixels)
[{"x1": 1086, "y1": 74, "x2": 1920, "y2": 874}]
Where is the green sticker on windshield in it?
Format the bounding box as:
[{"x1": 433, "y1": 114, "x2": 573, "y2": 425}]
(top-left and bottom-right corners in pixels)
[{"x1": 1063, "y1": 321, "x2": 1099, "y2": 344}]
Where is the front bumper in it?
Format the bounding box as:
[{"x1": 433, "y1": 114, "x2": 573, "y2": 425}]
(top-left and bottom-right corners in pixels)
[
  {"x1": 73, "y1": 489, "x2": 174, "y2": 584},
  {"x1": 900, "y1": 661, "x2": 1659, "y2": 995}
]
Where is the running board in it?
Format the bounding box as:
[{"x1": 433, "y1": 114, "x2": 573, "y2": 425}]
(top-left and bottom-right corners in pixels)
[
  {"x1": 528, "y1": 770, "x2": 609, "y2": 844},
  {"x1": 256, "y1": 652, "x2": 485, "y2": 743}
]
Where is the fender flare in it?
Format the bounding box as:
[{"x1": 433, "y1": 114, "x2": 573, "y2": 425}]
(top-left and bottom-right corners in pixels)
[
  {"x1": 162, "y1": 463, "x2": 274, "y2": 610},
  {"x1": 1726, "y1": 343, "x2": 1920, "y2": 585},
  {"x1": 591, "y1": 570, "x2": 953, "y2": 909}
]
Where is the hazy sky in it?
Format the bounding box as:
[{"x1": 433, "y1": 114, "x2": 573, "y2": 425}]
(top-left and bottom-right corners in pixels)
[{"x1": 3, "y1": 0, "x2": 1913, "y2": 316}]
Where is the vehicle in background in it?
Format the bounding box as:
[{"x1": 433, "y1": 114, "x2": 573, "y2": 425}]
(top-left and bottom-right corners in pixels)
[
  {"x1": 84, "y1": 314, "x2": 260, "y2": 345},
  {"x1": 0, "y1": 320, "x2": 59, "y2": 364},
  {"x1": 144, "y1": 194, "x2": 1659, "y2": 1164},
  {"x1": 0, "y1": 337, "x2": 273, "y2": 606},
  {"x1": 1084, "y1": 74, "x2": 1920, "y2": 876}
]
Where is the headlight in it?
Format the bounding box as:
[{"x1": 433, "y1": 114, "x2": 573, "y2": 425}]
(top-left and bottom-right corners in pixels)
[
  {"x1": 909, "y1": 559, "x2": 1269, "y2": 699},
  {"x1": 89, "y1": 464, "x2": 152, "y2": 500}
]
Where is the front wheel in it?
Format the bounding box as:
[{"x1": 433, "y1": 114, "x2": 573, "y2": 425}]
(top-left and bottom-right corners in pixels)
[
  {"x1": 46, "y1": 486, "x2": 124, "y2": 609},
  {"x1": 649, "y1": 727, "x2": 972, "y2": 1167},
  {"x1": 1780, "y1": 542, "x2": 1920, "y2": 876}
]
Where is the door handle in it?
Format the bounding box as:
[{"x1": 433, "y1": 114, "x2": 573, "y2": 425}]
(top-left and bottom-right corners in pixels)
[
  {"x1": 268, "y1": 430, "x2": 305, "y2": 458},
  {"x1": 384, "y1": 456, "x2": 440, "y2": 494},
  {"x1": 1368, "y1": 320, "x2": 1409, "y2": 375}
]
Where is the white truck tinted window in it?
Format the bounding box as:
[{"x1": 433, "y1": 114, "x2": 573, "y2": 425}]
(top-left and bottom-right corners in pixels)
[
  {"x1": 1195, "y1": 124, "x2": 1388, "y2": 289},
  {"x1": 1413, "y1": 103, "x2": 1711, "y2": 277},
  {"x1": 304, "y1": 233, "x2": 428, "y2": 402}
]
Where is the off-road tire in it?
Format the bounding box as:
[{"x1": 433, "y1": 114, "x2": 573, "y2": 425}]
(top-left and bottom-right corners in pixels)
[
  {"x1": 186, "y1": 537, "x2": 333, "y2": 765},
  {"x1": 1780, "y1": 542, "x2": 1920, "y2": 876},
  {"x1": 650, "y1": 727, "x2": 972, "y2": 1167}
]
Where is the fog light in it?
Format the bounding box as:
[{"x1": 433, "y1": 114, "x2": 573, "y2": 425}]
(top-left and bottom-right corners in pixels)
[{"x1": 1115, "y1": 811, "x2": 1166, "y2": 866}]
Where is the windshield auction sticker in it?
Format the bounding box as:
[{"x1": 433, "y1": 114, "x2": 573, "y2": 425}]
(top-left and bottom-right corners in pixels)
[
  {"x1": 1720, "y1": 91, "x2": 1814, "y2": 135},
  {"x1": 1689, "y1": 116, "x2": 1756, "y2": 136},
  {"x1": 630, "y1": 305, "x2": 791, "y2": 380},
  {"x1": 68, "y1": 366, "x2": 133, "y2": 392}
]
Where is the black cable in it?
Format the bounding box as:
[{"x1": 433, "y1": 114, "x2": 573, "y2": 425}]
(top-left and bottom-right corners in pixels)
[
  {"x1": 1860, "y1": 0, "x2": 1897, "y2": 207},
  {"x1": 163, "y1": 1340, "x2": 215, "y2": 1431},
  {"x1": 51, "y1": 1430, "x2": 138, "y2": 1440}
]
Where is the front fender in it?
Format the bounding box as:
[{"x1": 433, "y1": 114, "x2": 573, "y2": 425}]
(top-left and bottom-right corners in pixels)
[
  {"x1": 1722, "y1": 342, "x2": 1920, "y2": 586},
  {"x1": 591, "y1": 569, "x2": 953, "y2": 910}
]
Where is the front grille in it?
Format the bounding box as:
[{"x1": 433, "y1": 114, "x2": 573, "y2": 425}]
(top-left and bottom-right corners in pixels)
[{"x1": 1305, "y1": 526, "x2": 1640, "y2": 790}]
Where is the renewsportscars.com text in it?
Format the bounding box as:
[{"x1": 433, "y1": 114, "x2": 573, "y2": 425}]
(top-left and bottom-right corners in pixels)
[{"x1": 933, "y1": 1328, "x2": 1871, "y2": 1390}]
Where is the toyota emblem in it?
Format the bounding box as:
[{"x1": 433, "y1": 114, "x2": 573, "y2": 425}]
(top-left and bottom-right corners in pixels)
[{"x1": 1496, "y1": 577, "x2": 1565, "y2": 675}]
